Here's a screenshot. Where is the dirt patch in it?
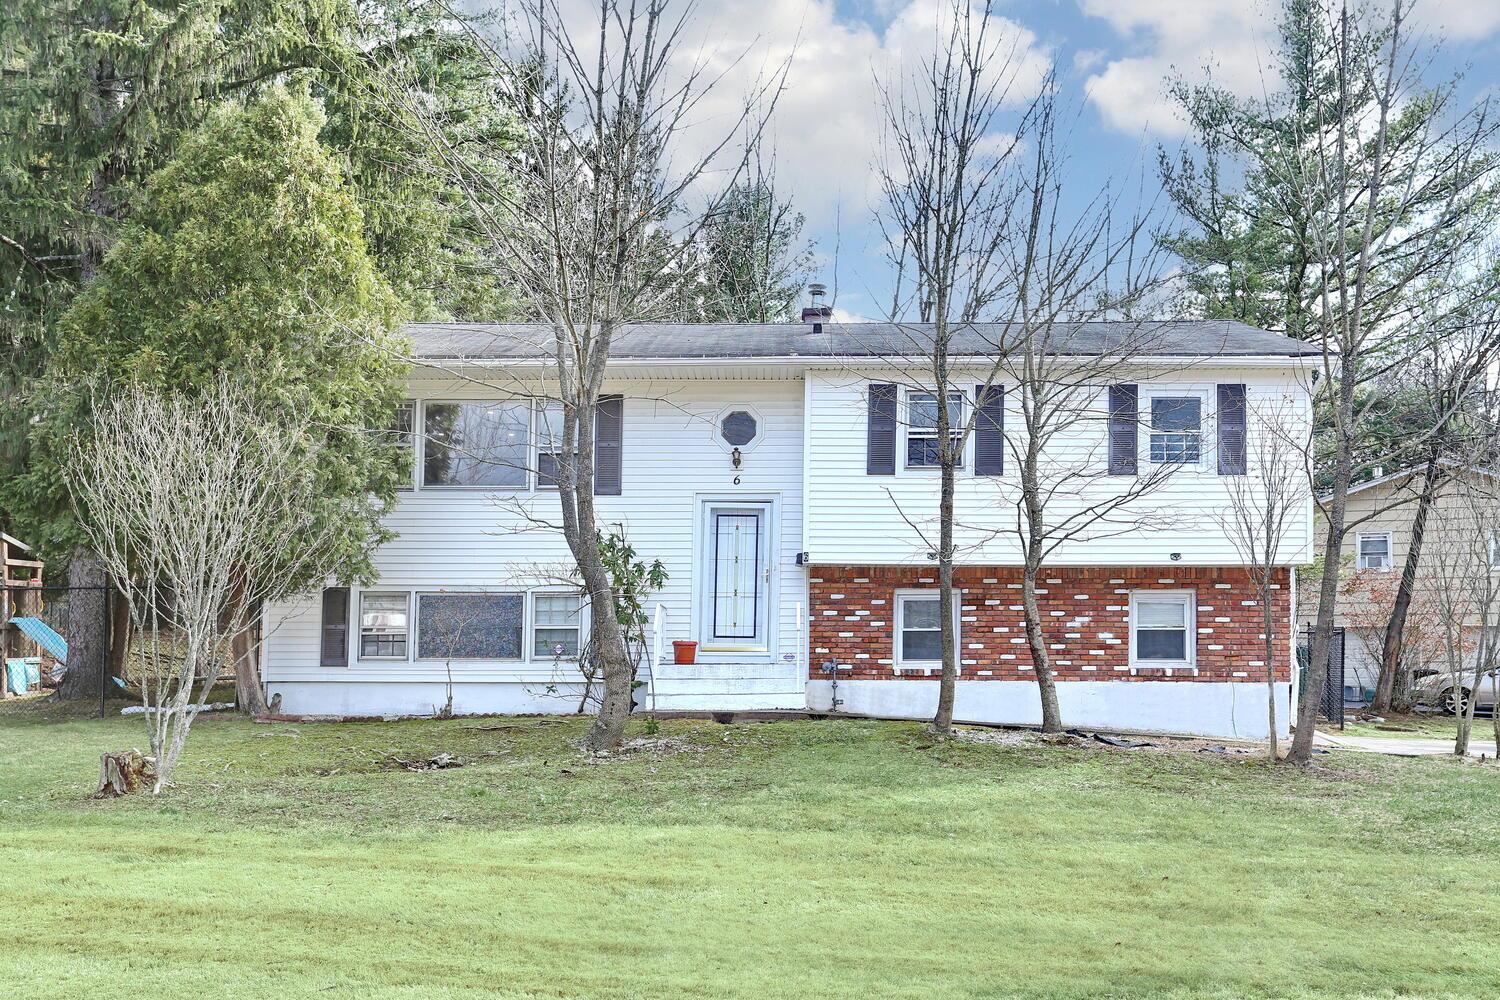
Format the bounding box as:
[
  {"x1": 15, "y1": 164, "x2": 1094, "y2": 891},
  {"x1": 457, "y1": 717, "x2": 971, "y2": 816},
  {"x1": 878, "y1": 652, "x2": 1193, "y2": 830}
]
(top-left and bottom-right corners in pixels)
[
  {"x1": 593, "y1": 736, "x2": 710, "y2": 760},
  {"x1": 377, "y1": 752, "x2": 471, "y2": 772},
  {"x1": 950, "y1": 727, "x2": 1034, "y2": 748}
]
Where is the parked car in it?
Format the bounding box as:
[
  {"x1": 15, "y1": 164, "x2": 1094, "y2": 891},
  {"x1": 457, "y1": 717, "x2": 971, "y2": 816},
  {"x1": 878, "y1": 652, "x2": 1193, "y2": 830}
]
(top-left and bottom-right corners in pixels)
[{"x1": 1414, "y1": 667, "x2": 1498, "y2": 715}]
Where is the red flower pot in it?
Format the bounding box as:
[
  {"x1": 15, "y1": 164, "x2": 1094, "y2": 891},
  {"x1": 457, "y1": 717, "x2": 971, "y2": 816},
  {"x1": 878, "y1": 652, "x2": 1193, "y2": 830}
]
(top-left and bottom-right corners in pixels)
[{"x1": 672, "y1": 640, "x2": 699, "y2": 665}]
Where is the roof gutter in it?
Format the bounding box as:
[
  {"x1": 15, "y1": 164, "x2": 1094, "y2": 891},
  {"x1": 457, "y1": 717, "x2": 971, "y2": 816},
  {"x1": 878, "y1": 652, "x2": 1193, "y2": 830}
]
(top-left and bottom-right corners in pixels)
[{"x1": 410, "y1": 353, "x2": 1318, "y2": 371}]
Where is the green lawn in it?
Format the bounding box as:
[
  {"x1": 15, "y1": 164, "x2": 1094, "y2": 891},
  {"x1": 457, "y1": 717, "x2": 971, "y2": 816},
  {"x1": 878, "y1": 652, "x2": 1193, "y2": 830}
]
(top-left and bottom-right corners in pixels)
[
  {"x1": 3, "y1": 704, "x2": 1499, "y2": 999},
  {"x1": 1338, "y1": 714, "x2": 1488, "y2": 741}
]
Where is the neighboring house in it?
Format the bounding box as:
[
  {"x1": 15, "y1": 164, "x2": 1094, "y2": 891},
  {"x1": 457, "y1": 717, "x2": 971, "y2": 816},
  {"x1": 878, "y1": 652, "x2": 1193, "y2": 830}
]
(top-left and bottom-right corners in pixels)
[
  {"x1": 262, "y1": 318, "x2": 1316, "y2": 740},
  {"x1": 1306, "y1": 463, "x2": 1500, "y2": 702}
]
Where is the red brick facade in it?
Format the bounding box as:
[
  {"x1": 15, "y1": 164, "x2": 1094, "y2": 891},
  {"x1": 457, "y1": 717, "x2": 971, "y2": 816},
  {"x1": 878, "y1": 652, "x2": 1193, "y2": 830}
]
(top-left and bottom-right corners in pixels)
[{"x1": 808, "y1": 565, "x2": 1291, "y2": 682}]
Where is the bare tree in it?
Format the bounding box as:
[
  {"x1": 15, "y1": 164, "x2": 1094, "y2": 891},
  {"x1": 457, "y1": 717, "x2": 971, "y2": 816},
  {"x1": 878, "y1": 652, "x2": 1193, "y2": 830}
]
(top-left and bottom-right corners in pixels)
[
  {"x1": 977, "y1": 105, "x2": 1181, "y2": 735},
  {"x1": 1218, "y1": 396, "x2": 1311, "y2": 759},
  {"x1": 871, "y1": 0, "x2": 1035, "y2": 735},
  {"x1": 1424, "y1": 461, "x2": 1500, "y2": 756},
  {"x1": 379, "y1": 0, "x2": 784, "y2": 751},
  {"x1": 1283, "y1": 1, "x2": 1500, "y2": 763},
  {"x1": 1371, "y1": 297, "x2": 1500, "y2": 713},
  {"x1": 66, "y1": 382, "x2": 347, "y2": 793},
  {"x1": 871, "y1": 1, "x2": 1175, "y2": 734}
]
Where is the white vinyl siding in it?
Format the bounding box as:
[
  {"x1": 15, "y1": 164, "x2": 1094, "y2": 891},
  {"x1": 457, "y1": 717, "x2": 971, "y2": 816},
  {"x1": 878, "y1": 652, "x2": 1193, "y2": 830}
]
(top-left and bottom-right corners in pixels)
[
  {"x1": 263, "y1": 378, "x2": 807, "y2": 692},
  {"x1": 804, "y1": 366, "x2": 1313, "y2": 566}
]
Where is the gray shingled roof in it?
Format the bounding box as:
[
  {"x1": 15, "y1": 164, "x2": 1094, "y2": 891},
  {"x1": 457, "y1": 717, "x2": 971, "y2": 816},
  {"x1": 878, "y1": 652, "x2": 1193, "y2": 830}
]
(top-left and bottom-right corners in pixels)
[{"x1": 405, "y1": 319, "x2": 1317, "y2": 361}]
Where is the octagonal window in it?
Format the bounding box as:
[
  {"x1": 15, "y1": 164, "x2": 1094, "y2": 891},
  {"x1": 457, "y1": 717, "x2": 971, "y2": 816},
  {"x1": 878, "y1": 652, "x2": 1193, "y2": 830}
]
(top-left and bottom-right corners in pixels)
[{"x1": 720, "y1": 410, "x2": 758, "y2": 447}]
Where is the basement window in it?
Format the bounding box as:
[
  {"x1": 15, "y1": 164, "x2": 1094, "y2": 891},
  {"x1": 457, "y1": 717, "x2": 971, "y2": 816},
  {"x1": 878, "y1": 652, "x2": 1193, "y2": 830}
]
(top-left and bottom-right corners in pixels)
[
  {"x1": 417, "y1": 593, "x2": 524, "y2": 660},
  {"x1": 359, "y1": 592, "x2": 410, "y2": 660},
  {"x1": 895, "y1": 591, "x2": 951, "y2": 667},
  {"x1": 532, "y1": 592, "x2": 585, "y2": 659},
  {"x1": 1129, "y1": 591, "x2": 1194, "y2": 668}
]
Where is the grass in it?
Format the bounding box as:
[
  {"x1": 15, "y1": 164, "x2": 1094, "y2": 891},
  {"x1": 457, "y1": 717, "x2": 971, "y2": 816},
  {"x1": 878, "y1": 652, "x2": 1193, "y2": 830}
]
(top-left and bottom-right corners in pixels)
[
  {"x1": 1337, "y1": 713, "x2": 1494, "y2": 741},
  {"x1": 3, "y1": 702, "x2": 1500, "y2": 999}
]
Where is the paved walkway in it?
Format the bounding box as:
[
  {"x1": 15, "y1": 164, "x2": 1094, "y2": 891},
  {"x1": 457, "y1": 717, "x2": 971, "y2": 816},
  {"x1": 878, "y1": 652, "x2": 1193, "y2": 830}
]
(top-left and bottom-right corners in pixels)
[{"x1": 1315, "y1": 731, "x2": 1499, "y2": 758}]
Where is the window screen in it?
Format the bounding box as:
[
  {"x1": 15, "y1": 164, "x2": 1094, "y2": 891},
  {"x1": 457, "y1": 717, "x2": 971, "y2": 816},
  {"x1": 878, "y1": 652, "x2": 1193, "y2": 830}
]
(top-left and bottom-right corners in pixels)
[{"x1": 417, "y1": 594, "x2": 524, "y2": 659}]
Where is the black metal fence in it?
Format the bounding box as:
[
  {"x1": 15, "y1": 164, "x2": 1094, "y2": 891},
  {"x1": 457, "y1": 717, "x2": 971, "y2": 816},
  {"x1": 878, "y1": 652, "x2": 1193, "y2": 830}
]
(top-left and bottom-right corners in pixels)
[
  {"x1": 1297, "y1": 626, "x2": 1346, "y2": 730},
  {"x1": 1, "y1": 584, "x2": 116, "y2": 719}
]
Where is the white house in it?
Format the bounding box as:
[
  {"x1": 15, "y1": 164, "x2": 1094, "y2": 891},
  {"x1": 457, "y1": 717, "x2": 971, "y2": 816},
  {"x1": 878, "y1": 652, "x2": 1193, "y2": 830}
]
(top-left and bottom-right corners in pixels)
[{"x1": 262, "y1": 316, "x2": 1316, "y2": 739}]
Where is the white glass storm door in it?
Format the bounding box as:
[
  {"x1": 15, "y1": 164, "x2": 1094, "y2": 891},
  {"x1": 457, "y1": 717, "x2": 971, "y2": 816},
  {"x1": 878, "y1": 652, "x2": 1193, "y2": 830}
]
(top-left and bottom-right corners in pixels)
[{"x1": 700, "y1": 502, "x2": 772, "y2": 652}]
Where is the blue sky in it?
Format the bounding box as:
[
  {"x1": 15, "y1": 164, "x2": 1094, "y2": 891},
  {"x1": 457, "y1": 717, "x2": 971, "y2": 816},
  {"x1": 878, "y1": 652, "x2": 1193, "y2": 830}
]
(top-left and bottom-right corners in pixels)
[{"x1": 669, "y1": 0, "x2": 1500, "y2": 321}]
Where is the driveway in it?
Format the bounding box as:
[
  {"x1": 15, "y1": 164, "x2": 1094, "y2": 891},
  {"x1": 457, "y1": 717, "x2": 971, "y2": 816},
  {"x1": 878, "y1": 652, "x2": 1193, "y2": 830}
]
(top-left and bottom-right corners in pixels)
[{"x1": 1315, "y1": 731, "x2": 1499, "y2": 758}]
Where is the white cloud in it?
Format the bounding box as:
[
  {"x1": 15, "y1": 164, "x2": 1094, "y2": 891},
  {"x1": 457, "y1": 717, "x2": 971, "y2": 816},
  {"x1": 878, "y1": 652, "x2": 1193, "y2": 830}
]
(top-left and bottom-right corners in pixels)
[
  {"x1": 515, "y1": 1, "x2": 1050, "y2": 233},
  {"x1": 1416, "y1": 0, "x2": 1500, "y2": 41},
  {"x1": 1080, "y1": 0, "x2": 1500, "y2": 137},
  {"x1": 1078, "y1": 0, "x2": 1276, "y2": 137}
]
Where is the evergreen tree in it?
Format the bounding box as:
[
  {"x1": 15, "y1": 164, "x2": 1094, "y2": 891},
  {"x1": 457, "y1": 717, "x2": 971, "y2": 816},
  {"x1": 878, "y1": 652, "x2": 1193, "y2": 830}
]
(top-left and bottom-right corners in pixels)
[
  {"x1": 692, "y1": 174, "x2": 814, "y2": 323},
  {"x1": 27, "y1": 87, "x2": 409, "y2": 711}
]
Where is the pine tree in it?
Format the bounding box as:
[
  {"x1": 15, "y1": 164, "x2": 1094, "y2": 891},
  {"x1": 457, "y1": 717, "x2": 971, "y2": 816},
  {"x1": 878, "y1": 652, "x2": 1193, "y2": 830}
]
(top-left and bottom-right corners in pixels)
[{"x1": 31, "y1": 87, "x2": 409, "y2": 712}]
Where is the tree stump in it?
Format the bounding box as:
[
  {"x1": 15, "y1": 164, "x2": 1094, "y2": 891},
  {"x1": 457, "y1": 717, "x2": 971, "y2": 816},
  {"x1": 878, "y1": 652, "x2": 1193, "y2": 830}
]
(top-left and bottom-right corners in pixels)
[{"x1": 95, "y1": 750, "x2": 155, "y2": 797}]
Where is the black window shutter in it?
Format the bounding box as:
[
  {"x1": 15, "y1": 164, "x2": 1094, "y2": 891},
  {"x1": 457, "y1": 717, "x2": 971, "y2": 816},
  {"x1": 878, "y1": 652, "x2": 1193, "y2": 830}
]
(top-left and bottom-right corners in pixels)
[
  {"x1": 320, "y1": 587, "x2": 349, "y2": 667},
  {"x1": 594, "y1": 394, "x2": 623, "y2": 496},
  {"x1": 1218, "y1": 383, "x2": 1247, "y2": 475},
  {"x1": 867, "y1": 383, "x2": 897, "y2": 475},
  {"x1": 974, "y1": 384, "x2": 1005, "y2": 476},
  {"x1": 1107, "y1": 384, "x2": 1138, "y2": 476}
]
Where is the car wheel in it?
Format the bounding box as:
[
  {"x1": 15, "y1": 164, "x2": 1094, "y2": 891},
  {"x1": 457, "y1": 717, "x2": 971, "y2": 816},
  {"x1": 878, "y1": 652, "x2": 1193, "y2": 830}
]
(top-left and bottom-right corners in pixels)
[{"x1": 1443, "y1": 687, "x2": 1472, "y2": 716}]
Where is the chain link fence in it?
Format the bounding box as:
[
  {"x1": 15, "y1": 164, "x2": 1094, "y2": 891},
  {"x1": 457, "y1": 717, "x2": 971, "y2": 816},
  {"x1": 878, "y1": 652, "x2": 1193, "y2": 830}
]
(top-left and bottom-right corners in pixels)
[
  {"x1": 1297, "y1": 626, "x2": 1346, "y2": 730},
  {"x1": 1, "y1": 584, "x2": 119, "y2": 719}
]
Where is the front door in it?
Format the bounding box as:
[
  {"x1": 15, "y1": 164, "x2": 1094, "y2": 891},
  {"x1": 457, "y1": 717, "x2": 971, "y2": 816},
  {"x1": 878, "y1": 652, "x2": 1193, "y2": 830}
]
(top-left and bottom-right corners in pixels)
[{"x1": 700, "y1": 502, "x2": 773, "y2": 653}]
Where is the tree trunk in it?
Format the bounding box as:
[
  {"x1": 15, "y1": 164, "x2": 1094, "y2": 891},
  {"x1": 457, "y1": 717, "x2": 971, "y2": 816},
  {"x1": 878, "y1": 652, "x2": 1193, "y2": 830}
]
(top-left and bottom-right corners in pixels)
[
  {"x1": 1456, "y1": 653, "x2": 1482, "y2": 758},
  {"x1": 107, "y1": 585, "x2": 130, "y2": 682},
  {"x1": 1290, "y1": 375, "x2": 1356, "y2": 764},
  {"x1": 1290, "y1": 521, "x2": 1344, "y2": 763},
  {"x1": 581, "y1": 577, "x2": 634, "y2": 753},
  {"x1": 57, "y1": 547, "x2": 108, "y2": 701},
  {"x1": 1373, "y1": 456, "x2": 1440, "y2": 713},
  {"x1": 233, "y1": 620, "x2": 267, "y2": 717},
  {"x1": 1021, "y1": 562, "x2": 1062, "y2": 733},
  {"x1": 932, "y1": 454, "x2": 958, "y2": 735},
  {"x1": 1263, "y1": 583, "x2": 1279, "y2": 760}
]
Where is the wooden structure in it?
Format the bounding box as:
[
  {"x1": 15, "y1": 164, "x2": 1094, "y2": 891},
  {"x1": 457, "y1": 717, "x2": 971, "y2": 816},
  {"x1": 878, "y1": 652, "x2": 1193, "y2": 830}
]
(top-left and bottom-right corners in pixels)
[{"x1": 2, "y1": 531, "x2": 45, "y2": 698}]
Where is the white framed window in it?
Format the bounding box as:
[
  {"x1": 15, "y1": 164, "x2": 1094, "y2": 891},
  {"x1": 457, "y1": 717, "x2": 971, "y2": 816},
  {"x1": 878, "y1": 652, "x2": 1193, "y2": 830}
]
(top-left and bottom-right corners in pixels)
[
  {"x1": 358, "y1": 592, "x2": 410, "y2": 660},
  {"x1": 905, "y1": 390, "x2": 965, "y2": 469},
  {"x1": 1129, "y1": 591, "x2": 1195, "y2": 668},
  {"x1": 1489, "y1": 531, "x2": 1500, "y2": 569},
  {"x1": 894, "y1": 590, "x2": 952, "y2": 666},
  {"x1": 1356, "y1": 532, "x2": 1392, "y2": 571},
  {"x1": 1147, "y1": 395, "x2": 1203, "y2": 465},
  {"x1": 416, "y1": 592, "x2": 525, "y2": 660},
  {"x1": 532, "y1": 592, "x2": 585, "y2": 659},
  {"x1": 421, "y1": 401, "x2": 530, "y2": 488}
]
